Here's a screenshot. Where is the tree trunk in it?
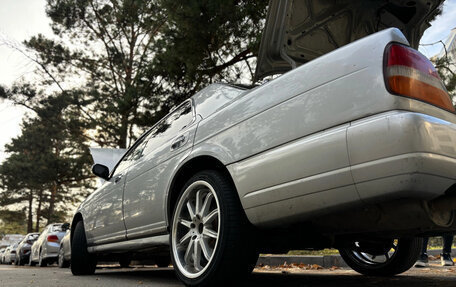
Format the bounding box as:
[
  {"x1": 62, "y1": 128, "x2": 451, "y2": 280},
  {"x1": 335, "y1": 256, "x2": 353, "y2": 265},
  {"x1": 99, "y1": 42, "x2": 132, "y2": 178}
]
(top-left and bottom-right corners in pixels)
[
  {"x1": 35, "y1": 190, "x2": 43, "y2": 232},
  {"x1": 48, "y1": 182, "x2": 57, "y2": 224},
  {"x1": 27, "y1": 191, "x2": 34, "y2": 233},
  {"x1": 118, "y1": 112, "x2": 129, "y2": 148}
]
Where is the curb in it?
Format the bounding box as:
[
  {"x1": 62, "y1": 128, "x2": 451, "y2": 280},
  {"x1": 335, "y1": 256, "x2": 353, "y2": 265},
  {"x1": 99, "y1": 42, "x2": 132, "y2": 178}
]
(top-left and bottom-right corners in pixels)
[
  {"x1": 257, "y1": 248, "x2": 456, "y2": 268},
  {"x1": 257, "y1": 255, "x2": 347, "y2": 268}
]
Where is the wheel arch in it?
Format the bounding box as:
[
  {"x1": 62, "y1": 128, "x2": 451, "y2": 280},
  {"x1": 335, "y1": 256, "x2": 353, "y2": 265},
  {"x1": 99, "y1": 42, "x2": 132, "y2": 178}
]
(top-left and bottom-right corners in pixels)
[{"x1": 165, "y1": 155, "x2": 237, "y2": 229}]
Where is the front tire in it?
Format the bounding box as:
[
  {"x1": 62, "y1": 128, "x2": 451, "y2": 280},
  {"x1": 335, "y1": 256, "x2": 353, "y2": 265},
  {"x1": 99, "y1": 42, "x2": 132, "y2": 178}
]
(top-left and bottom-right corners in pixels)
[
  {"x1": 71, "y1": 221, "x2": 96, "y2": 275},
  {"x1": 339, "y1": 237, "x2": 422, "y2": 276},
  {"x1": 29, "y1": 254, "x2": 36, "y2": 266},
  {"x1": 170, "y1": 170, "x2": 258, "y2": 286}
]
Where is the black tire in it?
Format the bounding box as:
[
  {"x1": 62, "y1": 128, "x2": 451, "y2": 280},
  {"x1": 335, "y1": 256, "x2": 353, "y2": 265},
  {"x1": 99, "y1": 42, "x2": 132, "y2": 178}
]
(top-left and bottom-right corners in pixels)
[
  {"x1": 16, "y1": 254, "x2": 22, "y2": 266},
  {"x1": 170, "y1": 170, "x2": 258, "y2": 286},
  {"x1": 339, "y1": 237, "x2": 423, "y2": 276},
  {"x1": 58, "y1": 246, "x2": 70, "y2": 268},
  {"x1": 19, "y1": 256, "x2": 26, "y2": 266},
  {"x1": 38, "y1": 249, "x2": 47, "y2": 267},
  {"x1": 29, "y1": 254, "x2": 36, "y2": 266},
  {"x1": 71, "y1": 221, "x2": 96, "y2": 275}
]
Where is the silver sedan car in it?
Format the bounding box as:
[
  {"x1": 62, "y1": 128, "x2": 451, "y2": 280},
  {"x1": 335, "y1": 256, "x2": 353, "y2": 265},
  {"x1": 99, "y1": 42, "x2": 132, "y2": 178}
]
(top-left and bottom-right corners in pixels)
[
  {"x1": 15, "y1": 233, "x2": 40, "y2": 265},
  {"x1": 70, "y1": 27, "x2": 456, "y2": 287},
  {"x1": 30, "y1": 223, "x2": 68, "y2": 267}
]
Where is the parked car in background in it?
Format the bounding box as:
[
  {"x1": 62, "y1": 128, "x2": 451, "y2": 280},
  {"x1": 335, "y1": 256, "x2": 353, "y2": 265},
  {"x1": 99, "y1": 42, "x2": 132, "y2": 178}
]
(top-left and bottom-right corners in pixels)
[
  {"x1": 30, "y1": 223, "x2": 69, "y2": 267},
  {"x1": 58, "y1": 229, "x2": 71, "y2": 268},
  {"x1": 3, "y1": 243, "x2": 19, "y2": 265},
  {"x1": 0, "y1": 247, "x2": 7, "y2": 264},
  {"x1": 15, "y1": 233, "x2": 40, "y2": 266},
  {"x1": 0, "y1": 234, "x2": 24, "y2": 250}
]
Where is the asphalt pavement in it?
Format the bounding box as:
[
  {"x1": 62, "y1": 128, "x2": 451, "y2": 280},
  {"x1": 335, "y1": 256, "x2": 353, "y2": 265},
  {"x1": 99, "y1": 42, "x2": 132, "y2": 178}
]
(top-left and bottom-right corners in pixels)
[{"x1": 1, "y1": 262, "x2": 456, "y2": 287}]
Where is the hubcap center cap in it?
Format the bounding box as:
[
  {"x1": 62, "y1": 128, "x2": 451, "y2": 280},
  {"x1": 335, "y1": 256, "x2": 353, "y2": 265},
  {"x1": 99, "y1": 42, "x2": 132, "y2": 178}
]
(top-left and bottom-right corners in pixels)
[{"x1": 192, "y1": 217, "x2": 204, "y2": 235}]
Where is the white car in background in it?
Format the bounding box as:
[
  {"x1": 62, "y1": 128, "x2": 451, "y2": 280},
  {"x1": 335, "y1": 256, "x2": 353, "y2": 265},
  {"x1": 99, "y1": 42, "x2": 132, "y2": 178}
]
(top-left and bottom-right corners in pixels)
[
  {"x1": 15, "y1": 233, "x2": 40, "y2": 265},
  {"x1": 3, "y1": 243, "x2": 19, "y2": 265},
  {"x1": 0, "y1": 248, "x2": 5, "y2": 263},
  {"x1": 30, "y1": 223, "x2": 68, "y2": 267}
]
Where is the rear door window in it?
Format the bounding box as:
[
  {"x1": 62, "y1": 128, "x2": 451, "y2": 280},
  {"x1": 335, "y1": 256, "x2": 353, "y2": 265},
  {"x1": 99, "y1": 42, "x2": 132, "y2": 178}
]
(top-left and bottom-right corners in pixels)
[{"x1": 143, "y1": 101, "x2": 193, "y2": 154}]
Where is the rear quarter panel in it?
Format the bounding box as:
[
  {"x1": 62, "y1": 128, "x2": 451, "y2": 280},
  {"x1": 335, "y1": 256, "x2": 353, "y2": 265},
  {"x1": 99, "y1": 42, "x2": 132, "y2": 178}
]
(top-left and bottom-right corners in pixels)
[
  {"x1": 194, "y1": 28, "x2": 409, "y2": 166},
  {"x1": 193, "y1": 28, "x2": 417, "y2": 226}
]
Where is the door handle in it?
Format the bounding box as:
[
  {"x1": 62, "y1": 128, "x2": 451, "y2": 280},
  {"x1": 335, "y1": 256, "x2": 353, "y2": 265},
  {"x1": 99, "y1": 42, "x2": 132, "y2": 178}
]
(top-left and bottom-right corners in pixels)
[
  {"x1": 114, "y1": 175, "x2": 123, "y2": 183},
  {"x1": 171, "y1": 135, "x2": 186, "y2": 150}
]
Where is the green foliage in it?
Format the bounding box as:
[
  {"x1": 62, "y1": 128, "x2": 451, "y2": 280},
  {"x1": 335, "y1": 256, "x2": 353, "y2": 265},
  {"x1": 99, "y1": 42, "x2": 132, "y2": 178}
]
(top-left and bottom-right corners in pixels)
[
  {"x1": 12, "y1": 0, "x2": 268, "y2": 148},
  {"x1": 0, "y1": 89, "x2": 94, "y2": 231},
  {"x1": 154, "y1": 0, "x2": 267, "y2": 99},
  {"x1": 0, "y1": 210, "x2": 27, "y2": 236},
  {"x1": 434, "y1": 54, "x2": 456, "y2": 106}
]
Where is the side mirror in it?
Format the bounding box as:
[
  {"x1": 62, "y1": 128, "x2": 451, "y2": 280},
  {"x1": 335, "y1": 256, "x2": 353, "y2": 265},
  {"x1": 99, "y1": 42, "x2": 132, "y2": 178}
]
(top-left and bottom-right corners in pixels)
[
  {"x1": 92, "y1": 164, "x2": 110, "y2": 180},
  {"x1": 62, "y1": 223, "x2": 70, "y2": 231}
]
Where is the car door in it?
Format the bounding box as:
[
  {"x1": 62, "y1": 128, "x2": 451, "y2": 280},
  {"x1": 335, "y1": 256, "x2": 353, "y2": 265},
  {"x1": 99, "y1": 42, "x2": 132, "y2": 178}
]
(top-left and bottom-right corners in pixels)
[
  {"x1": 122, "y1": 100, "x2": 198, "y2": 239},
  {"x1": 31, "y1": 227, "x2": 47, "y2": 262},
  {"x1": 83, "y1": 149, "x2": 135, "y2": 246}
]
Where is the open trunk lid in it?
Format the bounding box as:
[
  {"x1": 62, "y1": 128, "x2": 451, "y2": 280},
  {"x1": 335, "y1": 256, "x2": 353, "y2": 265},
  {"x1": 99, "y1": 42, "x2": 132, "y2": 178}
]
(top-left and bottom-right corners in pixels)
[{"x1": 255, "y1": 0, "x2": 444, "y2": 81}]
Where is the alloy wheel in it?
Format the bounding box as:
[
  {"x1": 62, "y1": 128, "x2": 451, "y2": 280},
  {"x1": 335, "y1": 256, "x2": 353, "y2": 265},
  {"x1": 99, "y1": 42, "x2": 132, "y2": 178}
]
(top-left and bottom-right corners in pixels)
[
  {"x1": 171, "y1": 180, "x2": 221, "y2": 279},
  {"x1": 350, "y1": 239, "x2": 399, "y2": 265}
]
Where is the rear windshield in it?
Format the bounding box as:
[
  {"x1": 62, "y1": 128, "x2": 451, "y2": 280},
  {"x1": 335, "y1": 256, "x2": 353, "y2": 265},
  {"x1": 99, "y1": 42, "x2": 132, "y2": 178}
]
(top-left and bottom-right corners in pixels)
[
  {"x1": 27, "y1": 234, "x2": 39, "y2": 241},
  {"x1": 51, "y1": 225, "x2": 63, "y2": 232}
]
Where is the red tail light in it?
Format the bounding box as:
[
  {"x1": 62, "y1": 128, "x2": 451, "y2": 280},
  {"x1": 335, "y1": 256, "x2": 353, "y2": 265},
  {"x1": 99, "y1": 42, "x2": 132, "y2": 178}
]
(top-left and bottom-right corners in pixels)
[
  {"x1": 384, "y1": 43, "x2": 455, "y2": 112},
  {"x1": 47, "y1": 235, "x2": 59, "y2": 243}
]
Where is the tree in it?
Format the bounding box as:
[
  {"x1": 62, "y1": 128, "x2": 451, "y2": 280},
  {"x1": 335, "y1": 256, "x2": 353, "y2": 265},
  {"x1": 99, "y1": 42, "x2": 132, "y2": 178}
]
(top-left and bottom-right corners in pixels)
[
  {"x1": 3, "y1": 0, "x2": 268, "y2": 150},
  {"x1": 153, "y1": 0, "x2": 267, "y2": 101},
  {"x1": 0, "y1": 90, "x2": 94, "y2": 231},
  {"x1": 0, "y1": 210, "x2": 27, "y2": 235},
  {"x1": 434, "y1": 56, "x2": 456, "y2": 106},
  {"x1": 1, "y1": 0, "x2": 268, "y2": 226}
]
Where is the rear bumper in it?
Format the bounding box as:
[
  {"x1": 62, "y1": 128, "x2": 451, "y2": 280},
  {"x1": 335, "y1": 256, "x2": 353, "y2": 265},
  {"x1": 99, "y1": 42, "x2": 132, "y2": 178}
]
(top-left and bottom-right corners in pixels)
[
  {"x1": 43, "y1": 242, "x2": 60, "y2": 259},
  {"x1": 348, "y1": 111, "x2": 456, "y2": 202}
]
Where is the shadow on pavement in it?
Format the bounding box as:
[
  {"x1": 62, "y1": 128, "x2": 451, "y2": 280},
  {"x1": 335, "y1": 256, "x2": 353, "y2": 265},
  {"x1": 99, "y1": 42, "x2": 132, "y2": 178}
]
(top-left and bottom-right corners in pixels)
[
  {"x1": 243, "y1": 272, "x2": 455, "y2": 287},
  {"x1": 91, "y1": 267, "x2": 456, "y2": 287}
]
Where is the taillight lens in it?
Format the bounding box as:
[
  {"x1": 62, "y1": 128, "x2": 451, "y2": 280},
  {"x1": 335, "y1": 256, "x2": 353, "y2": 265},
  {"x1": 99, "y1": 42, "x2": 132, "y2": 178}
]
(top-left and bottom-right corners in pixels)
[
  {"x1": 47, "y1": 235, "x2": 59, "y2": 243},
  {"x1": 385, "y1": 43, "x2": 455, "y2": 112}
]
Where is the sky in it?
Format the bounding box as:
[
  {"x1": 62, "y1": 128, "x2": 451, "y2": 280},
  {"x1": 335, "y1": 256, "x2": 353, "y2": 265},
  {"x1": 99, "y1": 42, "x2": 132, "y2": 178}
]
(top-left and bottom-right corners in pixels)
[
  {"x1": 419, "y1": 0, "x2": 456, "y2": 57},
  {"x1": 0, "y1": 0, "x2": 455, "y2": 163},
  {"x1": 0, "y1": 0, "x2": 52, "y2": 162}
]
